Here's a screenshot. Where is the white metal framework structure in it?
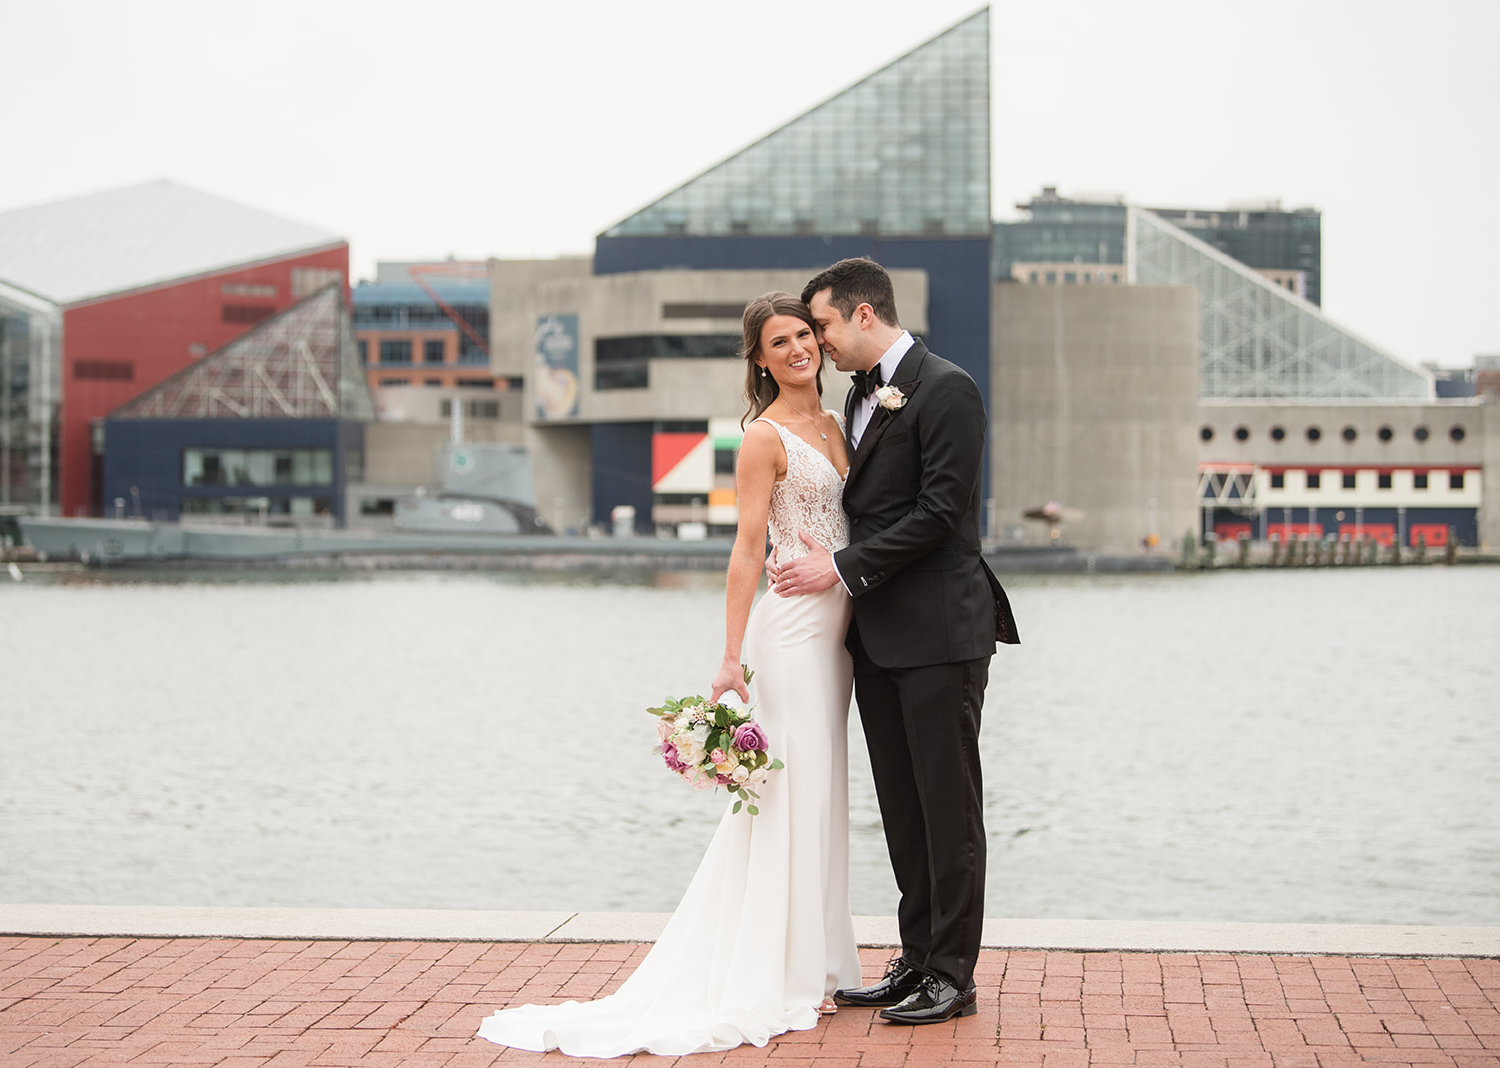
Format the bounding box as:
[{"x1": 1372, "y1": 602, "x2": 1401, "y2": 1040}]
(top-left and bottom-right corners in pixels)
[
  {"x1": 113, "y1": 285, "x2": 373, "y2": 421},
  {"x1": 1128, "y1": 208, "x2": 1432, "y2": 400}
]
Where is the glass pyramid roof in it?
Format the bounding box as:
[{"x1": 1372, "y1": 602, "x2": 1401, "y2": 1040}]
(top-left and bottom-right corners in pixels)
[
  {"x1": 605, "y1": 9, "x2": 990, "y2": 239},
  {"x1": 112, "y1": 284, "x2": 374, "y2": 420},
  {"x1": 1129, "y1": 208, "x2": 1432, "y2": 400}
]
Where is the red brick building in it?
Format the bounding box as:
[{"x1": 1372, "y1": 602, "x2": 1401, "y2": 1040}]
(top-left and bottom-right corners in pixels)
[{"x1": 0, "y1": 180, "x2": 347, "y2": 516}]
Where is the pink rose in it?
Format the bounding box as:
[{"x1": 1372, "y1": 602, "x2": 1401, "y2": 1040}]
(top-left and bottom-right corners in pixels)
[
  {"x1": 661, "y1": 742, "x2": 689, "y2": 773},
  {"x1": 710, "y1": 748, "x2": 728, "y2": 766},
  {"x1": 656, "y1": 718, "x2": 673, "y2": 744},
  {"x1": 733, "y1": 723, "x2": 769, "y2": 752}
]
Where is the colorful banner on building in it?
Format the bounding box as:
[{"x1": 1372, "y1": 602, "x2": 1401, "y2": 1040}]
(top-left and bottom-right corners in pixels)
[{"x1": 533, "y1": 314, "x2": 579, "y2": 419}]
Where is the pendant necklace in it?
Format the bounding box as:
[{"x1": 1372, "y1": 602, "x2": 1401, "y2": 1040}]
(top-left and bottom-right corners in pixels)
[{"x1": 788, "y1": 403, "x2": 826, "y2": 441}]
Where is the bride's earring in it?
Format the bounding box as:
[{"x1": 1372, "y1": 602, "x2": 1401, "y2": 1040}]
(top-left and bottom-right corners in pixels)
[{"x1": 760, "y1": 367, "x2": 767, "y2": 377}]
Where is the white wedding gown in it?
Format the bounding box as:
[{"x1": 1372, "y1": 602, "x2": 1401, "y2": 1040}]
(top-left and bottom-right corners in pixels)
[{"x1": 477, "y1": 417, "x2": 860, "y2": 1057}]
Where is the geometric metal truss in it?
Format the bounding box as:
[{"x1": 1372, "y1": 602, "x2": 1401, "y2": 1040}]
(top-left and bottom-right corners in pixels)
[
  {"x1": 1129, "y1": 208, "x2": 1432, "y2": 400},
  {"x1": 113, "y1": 284, "x2": 375, "y2": 421},
  {"x1": 1197, "y1": 463, "x2": 1258, "y2": 506},
  {"x1": 603, "y1": 8, "x2": 990, "y2": 239}
]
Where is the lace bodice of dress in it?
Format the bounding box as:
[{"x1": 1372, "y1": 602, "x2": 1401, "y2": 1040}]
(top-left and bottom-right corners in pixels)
[{"x1": 758, "y1": 417, "x2": 849, "y2": 563}]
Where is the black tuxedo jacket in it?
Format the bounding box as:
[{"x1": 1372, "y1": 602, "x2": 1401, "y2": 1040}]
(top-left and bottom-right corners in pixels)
[{"x1": 833, "y1": 338, "x2": 1019, "y2": 668}]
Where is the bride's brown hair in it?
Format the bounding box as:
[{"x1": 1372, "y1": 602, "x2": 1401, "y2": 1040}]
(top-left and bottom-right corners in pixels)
[{"x1": 739, "y1": 292, "x2": 824, "y2": 428}]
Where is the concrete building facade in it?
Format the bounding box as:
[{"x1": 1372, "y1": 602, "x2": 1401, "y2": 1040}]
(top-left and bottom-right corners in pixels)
[{"x1": 989, "y1": 284, "x2": 1202, "y2": 554}]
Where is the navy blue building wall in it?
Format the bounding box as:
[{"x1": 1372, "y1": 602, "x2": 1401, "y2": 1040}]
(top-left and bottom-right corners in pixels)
[
  {"x1": 593, "y1": 234, "x2": 993, "y2": 523},
  {"x1": 102, "y1": 418, "x2": 361, "y2": 524},
  {"x1": 590, "y1": 422, "x2": 655, "y2": 533}
]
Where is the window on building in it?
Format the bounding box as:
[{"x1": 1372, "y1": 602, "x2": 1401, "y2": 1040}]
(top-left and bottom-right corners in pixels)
[
  {"x1": 595, "y1": 334, "x2": 741, "y2": 391},
  {"x1": 1342, "y1": 426, "x2": 1357, "y2": 442},
  {"x1": 1063, "y1": 271, "x2": 1077, "y2": 283},
  {"x1": 221, "y1": 283, "x2": 277, "y2": 298},
  {"x1": 1306, "y1": 472, "x2": 1321, "y2": 489},
  {"x1": 424, "y1": 340, "x2": 446, "y2": 364},
  {"x1": 1270, "y1": 426, "x2": 1285, "y2": 441},
  {"x1": 380, "y1": 340, "x2": 412, "y2": 364},
  {"x1": 291, "y1": 267, "x2": 343, "y2": 298},
  {"x1": 457, "y1": 378, "x2": 494, "y2": 389},
  {"x1": 1044, "y1": 271, "x2": 1057, "y2": 284},
  {"x1": 378, "y1": 377, "x2": 410, "y2": 387},
  {"x1": 1270, "y1": 472, "x2": 1285, "y2": 489},
  {"x1": 1414, "y1": 473, "x2": 1428, "y2": 490},
  {"x1": 1028, "y1": 271, "x2": 1039, "y2": 283},
  {"x1": 1306, "y1": 426, "x2": 1322, "y2": 442},
  {"x1": 1450, "y1": 472, "x2": 1465, "y2": 490},
  {"x1": 1234, "y1": 426, "x2": 1249, "y2": 441},
  {"x1": 662, "y1": 303, "x2": 748, "y2": 319},
  {"x1": 222, "y1": 305, "x2": 275, "y2": 325},
  {"x1": 1378, "y1": 426, "x2": 1393, "y2": 441},
  {"x1": 183, "y1": 448, "x2": 334, "y2": 487},
  {"x1": 1342, "y1": 472, "x2": 1356, "y2": 489},
  {"x1": 1414, "y1": 425, "x2": 1430, "y2": 442},
  {"x1": 73, "y1": 360, "x2": 134, "y2": 381},
  {"x1": 1451, "y1": 426, "x2": 1466, "y2": 442},
  {"x1": 1378, "y1": 473, "x2": 1392, "y2": 490},
  {"x1": 425, "y1": 378, "x2": 443, "y2": 387},
  {"x1": 357, "y1": 340, "x2": 368, "y2": 365},
  {"x1": 1200, "y1": 426, "x2": 1214, "y2": 442}
]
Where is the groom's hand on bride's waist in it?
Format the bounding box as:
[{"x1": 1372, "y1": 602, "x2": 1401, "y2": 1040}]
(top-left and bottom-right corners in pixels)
[{"x1": 771, "y1": 532, "x2": 841, "y2": 597}]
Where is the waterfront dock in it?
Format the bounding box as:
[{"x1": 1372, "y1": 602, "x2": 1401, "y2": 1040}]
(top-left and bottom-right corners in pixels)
[{"x1": 3, "y1": 908, "x2": 1497, "y2": 1067}]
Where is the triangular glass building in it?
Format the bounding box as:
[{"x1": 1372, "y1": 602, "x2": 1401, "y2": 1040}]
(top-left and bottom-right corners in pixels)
[
  {"x1": 1129, "y1": 208, "x2": 1431, "y2": 400},
  {"x1": 604, "y1": 8, "x2": 990, "y2": 239},
  {"x1": 113, "y1": 284, "x2": 374, "y2": 420}
]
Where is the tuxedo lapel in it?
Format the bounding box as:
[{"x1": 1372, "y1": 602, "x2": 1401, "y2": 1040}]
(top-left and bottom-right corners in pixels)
[
  {"x1": 845, "y1": 342, "x2": 925, "y2": 488},
  {"x1": 845, "y1": 377, "x2": 920, "y2": 487}
]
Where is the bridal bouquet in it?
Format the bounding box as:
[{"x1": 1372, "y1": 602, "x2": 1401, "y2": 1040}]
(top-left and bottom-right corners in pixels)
[{"x1": 648, "y1": 669, "x2": 783, "y2": 815}]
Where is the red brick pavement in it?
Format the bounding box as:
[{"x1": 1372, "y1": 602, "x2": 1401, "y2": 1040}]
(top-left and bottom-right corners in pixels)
[{"x1": 2, "y1": 937, "x2": 1497, "y2": 1067}]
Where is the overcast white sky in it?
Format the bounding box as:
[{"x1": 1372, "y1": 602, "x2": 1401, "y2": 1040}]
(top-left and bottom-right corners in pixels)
[{"x1": 2, "y1": 0, "x2": 1496, "y2": 368}]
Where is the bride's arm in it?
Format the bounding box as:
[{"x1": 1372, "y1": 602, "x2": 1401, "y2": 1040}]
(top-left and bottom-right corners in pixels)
[{"x1": 710, "y1": 421, "x2": 782, "y2": 704}]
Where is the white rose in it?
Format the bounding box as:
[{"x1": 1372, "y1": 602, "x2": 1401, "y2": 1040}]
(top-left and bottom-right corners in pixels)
[
  {"x1": 747, "y1": 767, "x2": 768, "y2": 785},
  {"x1": 731, "y1": 765, "x2": 750, "y2": 783}
]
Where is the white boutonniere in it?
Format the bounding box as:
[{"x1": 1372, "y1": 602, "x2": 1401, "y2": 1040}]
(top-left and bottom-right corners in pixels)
[{"x1": 873, "y1": 384, "x2": 907, "y2": 411}]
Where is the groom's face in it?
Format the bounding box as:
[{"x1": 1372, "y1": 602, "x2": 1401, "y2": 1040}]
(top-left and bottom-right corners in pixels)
[{"x1": 808, "y1": 290, "x2": 872, "y2": 373}]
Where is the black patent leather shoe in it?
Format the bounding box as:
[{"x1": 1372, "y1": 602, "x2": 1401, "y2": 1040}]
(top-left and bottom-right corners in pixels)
[
  {"x1": 833, "y1": 957, "x2": 926, "y2": 1008},
  {"x1": 878, "y1": 974, "x2": 978, "y2": 1024}
]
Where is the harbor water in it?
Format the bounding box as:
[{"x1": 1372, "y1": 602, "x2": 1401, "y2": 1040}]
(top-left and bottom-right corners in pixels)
[{"x1": 2, "y1": 565, "x2": 1496, "y2": 926}]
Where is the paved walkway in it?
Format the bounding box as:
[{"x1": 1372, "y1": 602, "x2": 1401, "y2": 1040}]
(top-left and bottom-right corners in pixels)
[{"x1": 3, "y1": 935, "x2": 1498, "y2": 1067}]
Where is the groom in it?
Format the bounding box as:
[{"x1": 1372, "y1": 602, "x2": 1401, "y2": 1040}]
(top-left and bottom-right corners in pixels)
[{"x1": 773, "y1": 257, "x2": 1018, "y2": 1025}]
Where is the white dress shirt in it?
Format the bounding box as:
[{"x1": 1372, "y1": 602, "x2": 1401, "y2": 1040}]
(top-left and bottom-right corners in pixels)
[
  {"x1": 830, "y1": 331, "x2": 915, "y2": 594},
  {"x1": 850, "y1": 331, "x2": 915, "y2": 449}
]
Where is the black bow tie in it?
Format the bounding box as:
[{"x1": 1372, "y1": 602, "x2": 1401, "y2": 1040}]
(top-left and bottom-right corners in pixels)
[{"x1": 853, "y1": 366, "x2": 885, "y2": 399}]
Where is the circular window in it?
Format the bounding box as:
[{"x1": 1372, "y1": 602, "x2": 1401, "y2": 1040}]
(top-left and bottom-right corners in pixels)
[
  {"x1": 1451, "y1": 425, "x2": 1466, "y2": 442},
  {"x1": 1306, "y1": 426, "x2": 1322, "y2": 442},
  {"x1": 1378, "y1": 425, "x2": 1393, "y2": 442},
  {"x1": 1271, "y1": 426, "x2": 1286, "y2": 441},
  {"x1": 1341, "y1": 426, "x2": 1357, "y2": 442},
  {"x1": 1414, "y1": 425, "x2": 1430, "y2": 442},
  {"x1": 1200, "y1": 426, "x2": 1214, "y2": 442},
  {"x1": 1234, "y1": 426, "x2": 1250, "y2": 441}
]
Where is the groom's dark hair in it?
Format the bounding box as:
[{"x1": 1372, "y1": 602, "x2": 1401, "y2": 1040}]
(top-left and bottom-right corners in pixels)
[{"x1": 801, "y1": 257, "x2": 900, "y2": 328}]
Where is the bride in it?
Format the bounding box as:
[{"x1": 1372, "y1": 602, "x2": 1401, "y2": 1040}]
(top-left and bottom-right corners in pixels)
[{"x1": 476, "y1": 292, "x2": 861, "y2": 1056}]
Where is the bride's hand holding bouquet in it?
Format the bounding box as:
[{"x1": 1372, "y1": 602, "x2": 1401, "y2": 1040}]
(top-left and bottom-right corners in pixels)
[{"x1": 649, "y1": 665, "x2": 783, "y2": 816}]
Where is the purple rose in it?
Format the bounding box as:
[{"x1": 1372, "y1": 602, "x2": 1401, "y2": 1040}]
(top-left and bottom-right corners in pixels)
[
  {"x1": 661, "y1": 741, "x2": 690, "y2": 773},
  {"x1": 733, "y1": 722, "x2": 769, "y2": 752}
]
